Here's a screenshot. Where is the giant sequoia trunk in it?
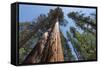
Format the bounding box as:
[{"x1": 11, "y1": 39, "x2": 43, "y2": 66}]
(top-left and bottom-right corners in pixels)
[
  {"x1": 23, "y1": 21, "x2": 64, "y2": 64},
  {"x1": 44, "y1": 21, "x2": 64, "y2": 62}
]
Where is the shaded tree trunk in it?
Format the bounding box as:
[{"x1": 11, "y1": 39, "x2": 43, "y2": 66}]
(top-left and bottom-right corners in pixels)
[
  {"x1": 23, "y1": 31, "x2": 49, "y2": 64},
  {"x1": 19, "y1": 20, "x2": 47, "y2": 49}
]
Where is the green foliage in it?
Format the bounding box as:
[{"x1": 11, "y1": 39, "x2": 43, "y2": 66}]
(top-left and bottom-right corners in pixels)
[
  {"x1": 67, "y1": 28, "x2": 96, "y2": 60},
  {"x1": 48, "y1": 7, "x2": 68, "y2": 26},
  {"x1": 67, "y1": 11, "x2": 96, "y2": 60},
  {"x1": 19, "y1": 22, "x2": 32, "y2": 26},
  {"x1": 60, "y1": 32, "x2": 75, "y2": 61},
  {"x1": 67, "y1": 11, "x2": 96, "y2": 35},
  {"x1": 48, "y1": 7, "x2": 64, "y2": 22},
  {"x1": 19, "y1": 48, "x2": 26, "y2": 64},
  {"x1": 19, "y1": 34, "x2": 39, "y2": 64},
  {"x1": 76, "y1": 32, "x2": 96, "y2": 60}
]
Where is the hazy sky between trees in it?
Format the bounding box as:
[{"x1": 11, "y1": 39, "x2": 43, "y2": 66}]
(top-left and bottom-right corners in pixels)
[{"x1": 19, "y1": 4, "x2": 96, "y2": 23}]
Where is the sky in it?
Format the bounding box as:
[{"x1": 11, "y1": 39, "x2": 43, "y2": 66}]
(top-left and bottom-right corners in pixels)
[
  {"x1": 19, "y1": 4, "x2": 96, "y2": 23},
  {"x1": 19, "y1": 4, "x2": 56, "y2": 22}
]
